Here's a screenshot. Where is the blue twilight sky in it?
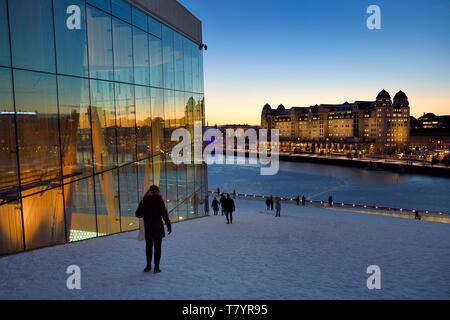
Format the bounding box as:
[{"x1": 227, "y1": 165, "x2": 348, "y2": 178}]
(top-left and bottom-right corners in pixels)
[{"x1": 180, "y1": 0, "x2": 450, "y2": 125}]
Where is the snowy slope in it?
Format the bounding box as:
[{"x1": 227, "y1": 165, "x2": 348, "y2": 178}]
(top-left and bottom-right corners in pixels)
[{"x1": 0, "y1": 199, "x2": 449, "y2": 300}]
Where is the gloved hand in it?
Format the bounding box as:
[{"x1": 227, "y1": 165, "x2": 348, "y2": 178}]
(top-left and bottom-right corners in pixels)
[{"x1": 167, "y1": 227, "x2": 172, "y2": 235}]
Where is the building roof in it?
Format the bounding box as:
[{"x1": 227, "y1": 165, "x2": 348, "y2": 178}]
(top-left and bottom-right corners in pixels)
[
  {"x1": 376, "y1": 89, "x2": 391, "y2": 100},
  {"x1": 394, "y1": 90, "x2": 408, "y2": 100}
]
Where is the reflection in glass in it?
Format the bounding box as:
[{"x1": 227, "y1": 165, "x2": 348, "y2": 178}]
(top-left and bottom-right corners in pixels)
[
  {"x1": 162, "y1": 26, "x2": 175, "y2": 89},
  {"x1": 113, "y1": 18, "x2": 134, "y2": 83},
  {"x1": 87, "y1": 6, "x2": 114, "y2": 80},
  {"x1": 132, "y1": 7, "x2": 148, "y2": 31},
  {"x1": 115, "y1": 83, "x2": 136, "y2": 164},
  {"x1": 148, "y1": 15, "x2": 162, "y2": 38},
  {"x1": 87, "y1": 0, "x2": 111, "y2": 12},
  {"x1": 0, "y1": 203, "x2": 24, "y2": 254},
  {"x1": 95, "y1": 169, "x2": 120, "y2": 235},
  {"x1": 137, "y1": 158, "x2": 154, "y2": 198},
  {"x1": 133, "y1": 27, "x2": 150, "y2": 86},
  {"x1": 9, "y1": 0, "x2": 55, "y2": 72},
  {"x1": 174, "y1": 32, "x2": 185, "y2": 91},
  {"x1": 21, "y1": 187, "x2": 66, "y2": 250},
  {"x1": 14, "y1": 70, "x2": 60, "y2": 195},
  {"x1": 135, "y1": 86, "x2": 152, "y2": 159},
  {"x1": 151, "y1": 88, "x2": 165, "y2": 154},
  {"x1": 149, "y1": 35, "x2": 163, "y2": 88},
  {"x1": 0, "y1": 0, "x2": 10, "y2": 67},
  {"x1": 119, "y1": 164, "x2": 139, "y2": 231},
  {"x1": 54, "y1": 0, "x2": 88, "y2": 77},
  {"x1": 64, "y1": 177, "x2": 97, "y2": 242},
  {"x1": 112, "y1": 0, "x2": 131, "y2": 23},
  {"x1": 90, "y1": 79, "x2": 117, "y2": 172},
  {"x1": 183, "y1": 38, "x2": 193, "y2": 93},
  {"x1": 192, "y1": 42, "x2": 200, "y2": 93},
  {"x1": 58, "y1": 76, "x2": 93, "y2": 182}
]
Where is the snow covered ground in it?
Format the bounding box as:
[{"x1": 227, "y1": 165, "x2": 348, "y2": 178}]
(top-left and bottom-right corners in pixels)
[{"x1": 0, "y1": 199, "x2": 449, "y2": 300}]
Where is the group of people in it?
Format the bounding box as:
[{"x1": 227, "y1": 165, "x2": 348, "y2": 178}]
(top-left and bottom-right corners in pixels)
[
  {"x1": 211, "y1": 193, "x2": 236, "y2": 224},
  {"x1": 265, "y1": 196, "x2": 282, "y2": 217}
]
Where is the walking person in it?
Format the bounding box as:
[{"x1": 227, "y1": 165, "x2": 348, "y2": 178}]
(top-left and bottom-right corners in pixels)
[
  {"x1": 275, "y1": 198, "x2": 281, "y2": 217},
  {"x1": 296, "y1": 196, "x2": 300, "y2": 206},
  {"x1": 328, "y1": 195, "x2": 333, "y2": 207},
  {"x1": 265, "y1": 197, "x2": 270, "y2": 210},
  {"x1": 414, "y1": 210, "x2": 422, "y2": 220},
  {"x1": 233, "y1": 189, "x2": 236, "y2": 198},
  {"x1": 270, "y1": 196, "x2": 274, "y2": 211},
  {"x1": 217, "y1": 187, "x2": 220, "y2": 195},
  {"x1": 135, "y1": 185, "x2": 172, "y2": 274},
  {"x1": 302, "y1": 195, "x2": 306, "y2": 206},
  {"x1": 220, "y1": 193, "x2": 227, "y2": 216},
  {"x1": 212, "y1": 197, "x2": 219, "y2": 216},
  {"x1": 224, "y1": 194, "x2": 236, "y2": 224}
]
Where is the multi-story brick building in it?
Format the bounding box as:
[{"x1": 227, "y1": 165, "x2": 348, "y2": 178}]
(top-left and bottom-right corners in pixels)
[{"x1": 261, "y1": 90, "x2": 410, "y2": 154}]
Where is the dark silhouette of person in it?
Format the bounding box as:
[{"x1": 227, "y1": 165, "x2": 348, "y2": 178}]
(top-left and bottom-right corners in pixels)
[
  {"x1": 204, "y1": 195, "x2": 209, "y2": 215},
  {"x1": 219, "y1": 193, "x2": 226, "y2": 216},
  {"x1": 192, "y1": 192, "x2": 199, "y2": 215},
  {"x1": 414, "y1": 210, "x2": 422, "y2": 220},
  {"x1": 302, "y1": 195, "x2": 306, "y2": 206},
  {"x1": 275, "y1": 198, "x2": 281, "y2": 217},
  {"x1": 269, "y1": 196, "x2": 274, "y2": 210},
  {"x1": 265, "y1": 197, "x2": 270, "y2": 210},
  {"x1": 233, "y1": 189, "x2": 236, "y2": 198},
  {"x1": 296, "y1": 196, "x2": 300, "y2": 206},
  {"x1": 135, "y1": 185, "x2": 171, "y2": 273},
  {"x1": 224, "y1": 194, "x2": 236, "y2": 224},
  {"x1": 217, "y1": 187, "x2": 220, "y2": 195},
  {"x1": 328, "y1": 195, "x2": 333, "y2": 207},
  {"x1": 212, "y1": 197, "x2": 219, "y2": 216}
]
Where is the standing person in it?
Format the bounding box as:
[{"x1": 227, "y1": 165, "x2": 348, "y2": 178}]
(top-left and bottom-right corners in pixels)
[
  {"x1": 302, "y1": 195, "x2": 306, "y2": 206},
  {"x1": 135, "y1": 185, "x2": 172, "y2": 274},
  {"x1": 414, "y1": 210, "x2": 422, "y2": 220},
  {"x1": 192, "y1": 192, "x2": 199, "y2": 215},
  {"x1": 224, "y1": 194, "x2": 236, "y2": 224},
  {"x1": 217, "y1": 187, "x2": 220, "y2": 195},
  {"x1": 265, "y1": 197, "x2": 270, "y2": 210},
  {"x1": 275, "y1": 198, "x2": 281, "y2": 217},
  {"x1": 270, "y1": 196, "x2": 274, "y2": 211},
  {"x1": 212, "y1": 197, "x2": 219, "y2": 216},
  {"x1": 296, "y1": 196, "x2": 300, "y2": 206},
  {"x1": 328, "y1": 195, "x2": 333, "y2": 207},
  {"x1": 220, "y1": 193, "x2": 227, "y2": 216},
  {"x1": 233, "y1": 189, "x2": 236, "y2": 198}
]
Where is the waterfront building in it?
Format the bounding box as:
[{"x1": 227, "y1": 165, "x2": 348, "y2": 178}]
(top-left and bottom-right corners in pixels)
[{"x1": 0, "y1": 0, "x2": 207, "y2": 255}]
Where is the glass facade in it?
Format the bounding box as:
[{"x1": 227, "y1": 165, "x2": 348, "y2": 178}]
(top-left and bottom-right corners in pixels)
[{"x1": 0, "y1": 0, "x2": 207, "y2": 255}]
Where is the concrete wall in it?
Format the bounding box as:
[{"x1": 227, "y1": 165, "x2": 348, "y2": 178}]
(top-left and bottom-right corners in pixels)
[{"x1": 127, "y1": 0, "x2": 203, "y2": 44}]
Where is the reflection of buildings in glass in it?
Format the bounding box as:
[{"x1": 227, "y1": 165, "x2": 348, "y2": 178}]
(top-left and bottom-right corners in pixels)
[
  {"x1": 261, "y1": 90, "x2": 410, "y2": 154},
  {"x1": 0, "y1": 0, "x2": 207, "y2": 255}
]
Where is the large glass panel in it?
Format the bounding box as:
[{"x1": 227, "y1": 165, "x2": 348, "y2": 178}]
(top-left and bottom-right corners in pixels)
[
  {"x1": 94, "y1": 169, "x2": 120, "y2": 235},
  {"x1": 13, "y1": 70, "x2": 60, "y2": 194},
  {"x1": 115, "y1": 83, "x2": 136, "y2": 164},
  {"x1": 87, "y1": 0, "x2": 111, "y2": 12},
  {"x1": 0, "y1": 202, "x2": 24, "y2": 255},
  {"x1": 0, "y1": 0, "x2": 10, "y2": 67},
  {"x1": 21, "y1": 187, "x2": 65, "y2": 250},
  {"x1": 183, "y1": 38, "x2": 193, "y2": 93},
  {"x1": 90, "y1": 79, "x2": 117, "y2": 172},
  {"x1": 149, "y1": 35, "x2": 163, "y2": 88},
  {"x1": 113, "y1": 18, "x2": 134, "y2": 83},
  {"x1": 132, "y1": 6, "x2": 147, "y2": 31},
  {"x1": 151, "y1": 88, "x2": 165, "y2": 154},
  {"x1": 87, "y1": 6, "x2": 114, "y2": 80},
  {"x1": 9, "y1": 0, "x2": 55, "y2": 72},
  {"x1": 148, "y1": 15, "x2": 162, "y2": 38},
  {"x1": 192, "y1": 42, "x2": 200, "y2": 93},
  {"x1": 152, "y1": 153, "x2": 167, "y2": 205},
  {"x1": 58, "y1": 76, "x2": 93, "y2": 182},
  {"x1": 64, "y1": 177, "x2": 97, "y2": 242},
  {"x1": 54, "y1": 0, "x2": 88, "y2": 77},
  {"x1": 112, "y1": 0, "x2": 131, "y2": 23},
  {"x1": 135, "y1": 85, "x2": 152, "y2": 159},
  {"x1": 199, "y1": 49, "x2": 204, "y2": 94},
  {"x1": 133, "y1": 27, "x2": 150, "y2": 86},
  {"x1": 162, "y1": 26, "x2": 175, "y2": 89},
  {"x1": 0, "y1": 68, "x2": 19, "y2": 197},
  {"x1": 118, "y1": 164, "x2": 139, "y2": 231},
  {"x1": 174, "y1": 32, "x2": 185, "y2": 91},
  {"x1": 137, "y1": 158, "x2": 153, "y2": 198}
]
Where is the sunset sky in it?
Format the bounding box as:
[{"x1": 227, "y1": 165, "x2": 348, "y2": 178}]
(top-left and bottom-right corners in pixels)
[{"x1": 180, "y1": 0, "x2": 450, "y2": 126}]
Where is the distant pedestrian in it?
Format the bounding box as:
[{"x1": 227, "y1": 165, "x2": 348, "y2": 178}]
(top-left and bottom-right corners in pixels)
[
  {"x1": 328, "y1": 195, "x2": 333, "y2": 207},
  {"x1": 217, "y1": 187, "x2": 220, "y2": 195},
  {"x1": 233, "y1": 189, "x2": 236, "y2": 198},
  {"x1": 296, "y1": 196, "x2": 300, "y2": 206},
  {"x1": 275, "y1": 198, "x2": 281, "y2": 217},
  {"x1": 302, "y1": 195, "x2": 306, "y2": 206},
  {"x1": 212, "y1": 197, "x2": 219, "y2": 216},
  {"x1": 265, "y1": 197, "x2": 270, "y2": 210},
  {"x1": 270, "y1": 196, "x2": 274, "y2": 210},
  {"x1": 204, "y1": 195, "x2": 209, "y2": 215},
  {"x1": 219, "y1": 193, "x2": 226, "y2": 216},
  {"x1": 414, "y1": 210, "x2": 422, "y2": 220},
  {"x1": 224, "y1": 194, "x2": 236, "y2": 224}
]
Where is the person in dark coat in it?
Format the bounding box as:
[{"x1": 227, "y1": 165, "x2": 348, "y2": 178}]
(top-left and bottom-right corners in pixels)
[
  {"x1": 269, "y1": 196, "x2": 274, "y2": 210},
  {"x1": 212, "y1": 197, "x2": 220, "y2": 216},
  {"x1": 136, "y1": 185, "x2": 172, "y2": 273},
  {"x1": 219, "y1": 193, "x2": 227, "y2": 216},
  {"x1": 224, "y1": 194, "x2": 236, "y2": 224},
  {"x1": 328, "y1": 195, "x2": 333, "y2": 207},
  {"x1": 275, "y1": 198, "x2": 281, "y2": 217},
  {"x1": 265, "y1": 197, "x2": 270, "y2": 210},
  {"x1": 296, "y1": 196, "x2": 300, "y2": 206},
  {"x1": 302, "y1": 195, "x2": 306, "y2": 206},
  {"x1": 217, "y1": 187, "x2": 220, "y2": 195}
]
